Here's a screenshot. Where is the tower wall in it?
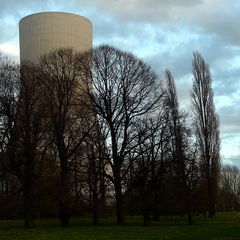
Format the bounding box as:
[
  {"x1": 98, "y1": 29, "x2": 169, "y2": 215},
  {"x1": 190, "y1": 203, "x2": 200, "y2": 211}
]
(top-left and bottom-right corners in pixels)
[{"x1": 19, "y1": 12, "x2": 92, "y2": 62}]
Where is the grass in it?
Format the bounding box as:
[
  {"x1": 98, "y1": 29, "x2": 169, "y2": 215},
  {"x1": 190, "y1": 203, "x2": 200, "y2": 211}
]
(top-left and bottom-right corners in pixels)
[{"x1": 0, "y1": 212, "x2": 240, "y2": 240}]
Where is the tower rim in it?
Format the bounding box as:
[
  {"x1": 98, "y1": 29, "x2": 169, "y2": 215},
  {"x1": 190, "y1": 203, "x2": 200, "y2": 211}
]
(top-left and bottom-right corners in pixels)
[{"x1": 19, "y1": 11, "x2": 92, "y2": 25}]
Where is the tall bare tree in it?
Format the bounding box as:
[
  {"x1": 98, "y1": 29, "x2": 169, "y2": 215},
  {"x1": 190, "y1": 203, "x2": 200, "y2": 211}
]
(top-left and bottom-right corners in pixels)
[
  {"x1": 17, "y1": 62, "x2": 51, "y2": 228},
  {"x1": 40, "y1": 48, "x2": 95, "y2": 227},
  {"x1": 192, "y1": 52, "x2": 220, "y2": 218},
  {"x1": 80, "y1": 45, "x2": 164, "y2": 225},
  {"x1": 165, "y1": 70, "x2": 200, "y2": 225},
  {"x1": 0, "y1": 55, "x2": 51, "y2": 227}
]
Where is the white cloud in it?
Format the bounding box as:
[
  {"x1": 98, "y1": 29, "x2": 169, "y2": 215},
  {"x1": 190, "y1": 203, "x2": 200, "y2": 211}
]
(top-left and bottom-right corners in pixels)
[{"x1": 0, "y1": 43, "x2": 19, "y2": 57}]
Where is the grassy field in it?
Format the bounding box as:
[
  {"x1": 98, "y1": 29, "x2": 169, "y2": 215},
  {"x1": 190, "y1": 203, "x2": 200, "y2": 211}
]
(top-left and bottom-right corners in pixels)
[{"x1": 0, "y1": 212, "x2": 240, "y2": 240}]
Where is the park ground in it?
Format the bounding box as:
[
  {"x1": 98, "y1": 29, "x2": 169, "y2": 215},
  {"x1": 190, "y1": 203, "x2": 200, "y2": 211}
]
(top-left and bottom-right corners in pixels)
[{"x1": 0, "y1": 212, "x2": 240, "y2": 240}]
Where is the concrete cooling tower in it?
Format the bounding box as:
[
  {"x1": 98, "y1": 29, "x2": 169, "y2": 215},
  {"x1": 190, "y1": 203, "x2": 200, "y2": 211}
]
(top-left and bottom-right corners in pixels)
[{"x1": 19, "y1": 12, "x2": 92, "y2": 63}]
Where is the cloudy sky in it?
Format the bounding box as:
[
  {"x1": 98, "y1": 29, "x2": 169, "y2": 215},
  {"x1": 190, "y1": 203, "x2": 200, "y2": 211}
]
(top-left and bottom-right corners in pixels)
[{"x1": 0, "y1": 0, "x2": 240, "y2": 166}]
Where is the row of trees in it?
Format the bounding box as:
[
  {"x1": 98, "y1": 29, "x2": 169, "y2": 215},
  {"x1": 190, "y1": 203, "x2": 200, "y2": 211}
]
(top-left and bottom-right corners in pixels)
[
  {"x1": 0, "y1": 46, "x2": 220, "y2": 227},
  {"x1": 219, "y1": 165, "x2": 240, "y2": 211}
]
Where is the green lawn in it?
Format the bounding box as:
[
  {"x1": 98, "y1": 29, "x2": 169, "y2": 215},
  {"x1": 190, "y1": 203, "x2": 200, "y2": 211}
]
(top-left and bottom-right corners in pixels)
[{"x1": 0, "y1": 212, "x2": 240, "y2": 240}]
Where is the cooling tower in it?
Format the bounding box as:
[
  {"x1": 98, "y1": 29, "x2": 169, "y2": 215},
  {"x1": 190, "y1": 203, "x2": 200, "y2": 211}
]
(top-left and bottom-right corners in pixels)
[{"x1": 19, "y1": 12, "x2": 92, "y2": 63}]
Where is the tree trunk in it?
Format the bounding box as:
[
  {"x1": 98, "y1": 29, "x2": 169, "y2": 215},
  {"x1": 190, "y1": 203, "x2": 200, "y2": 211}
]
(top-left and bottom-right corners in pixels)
[
  {"x1": 152, "y1": 213, "x2": 159, "y2": 222},
  {"x1": 115, "y1": 179, "x2": 124, "y2": 225},
  {"x1": 207, "y1": 177, "x2": 216, "y2": 218},
  {"x1": 185, "y1": 190, "x2": 194, "y2": 225},
  {"x1": 59, "y1": 162, "x2": 70, "y2": 227},
  {"x1": 92, "y1": 200, "x2": 99, "y2": 226},
  {"x1": 152, "y1": 193, "x2": 160, "y2": 221},
  {"x1": 187, "y1": 210, "x2": 193, "y2": 225},
  {"x1": 59, "y1": 201, "x2": 70, "y2": 227},
  {"x1": 143, "y1": 209, "x2": 151, "y2": 227},
  {"x1": 92, "y1": 182, "x2": 99, "y2": 226},
  {"x1": 23, "y1": 184, "x2": 34, "y2": 228},
  {"x1": 23, "y1": 152, "x2": 35, "y2": 229}
]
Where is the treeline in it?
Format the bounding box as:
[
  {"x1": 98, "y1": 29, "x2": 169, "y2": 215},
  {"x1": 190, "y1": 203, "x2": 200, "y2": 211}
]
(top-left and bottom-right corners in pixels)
[{"x1": 0, "y1": 45, "x2": 223, "y2": 228}]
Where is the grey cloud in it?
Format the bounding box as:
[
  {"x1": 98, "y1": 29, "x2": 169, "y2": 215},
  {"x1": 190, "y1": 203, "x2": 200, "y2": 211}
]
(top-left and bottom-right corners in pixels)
[
  {"x1": 95, "y1": 0, "x2": 240, "y2": 50},
  {"x1": 186, "y1": 1, "x2": 240, "y2": 47},
  {"x1": 74, "y1": 0, "x2": 203, "y2": 22},
  {"x1": 0, "y1": 19, "x2": 18, "y2": 42},
  {"x1": 218, "y1": 105, "x2": 240, "y2": 134},
  {"x1": 0, "y1": 0, "x2": 74, "y2": 46},
  {"x1": 0, "y1": 0, "x2": 47, "y2": 16},
  {"x1": 214, "y1": 73, "x2": 240, "y2": 97},
  {"x1": 221, "y1": 155, "x2": 240, "y2": 168}
]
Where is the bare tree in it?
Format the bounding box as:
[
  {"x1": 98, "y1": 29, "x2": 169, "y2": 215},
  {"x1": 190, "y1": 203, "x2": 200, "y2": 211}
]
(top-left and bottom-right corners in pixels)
[
  {"x1": 165, "y1": 70, "x2": 200, "y2": 225},
  {"x1": 133, "y1": 110, "x2": 170, "y2": 226},
  {"x1": 40, "y1": 48, "x2": 95, "y2": 227},
  {"x1": 0, "y1": 55, "x2": 21, "y2": 220},
  {"x1": 17, "y1": 62, "x2": 52, "y2": 228},
  {"x1": 220, "y1": 165, "x2": 240, "y2": 210},
  {"x1": 85, "y1": 129, "x2": 109, "y2": 225},
  {"x1": 192, "y1": 52, "x2": 220, "y2": 218},
  {"x1": 0, "y1": 55, "x2": 19, "y2": 170},
  {"x1": 79, "y1": 45, "x2": 164, "y2": 225},
  {"x1": 0, "y1": 55, "x2": 51, "y2": 227}
]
